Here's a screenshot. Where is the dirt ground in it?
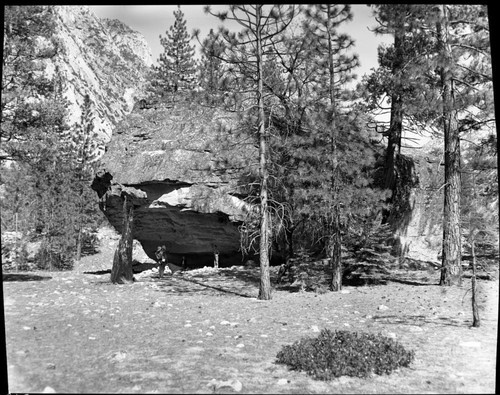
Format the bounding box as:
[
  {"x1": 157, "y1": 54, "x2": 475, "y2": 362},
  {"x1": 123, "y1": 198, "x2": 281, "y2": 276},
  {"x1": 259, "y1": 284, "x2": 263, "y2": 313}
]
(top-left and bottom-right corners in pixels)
[{"x1": 3, "y1": 260, "x2": 498, "y2": 394}]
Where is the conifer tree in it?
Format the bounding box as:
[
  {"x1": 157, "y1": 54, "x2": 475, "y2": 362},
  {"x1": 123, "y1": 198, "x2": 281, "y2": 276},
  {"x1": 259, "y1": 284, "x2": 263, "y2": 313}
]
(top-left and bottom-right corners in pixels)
[
  {"x1": 156, "y1": 5, "x2": 197, "y2": 96},
  {"x1": 1, "y1": 6, "x2": 103, "y2": 270},
  {"x1": 302, "y1": 4, "x2": 360, "y2": 291},
  {"x1": 426, "y1": 5, "x2": 492, "y2": 285},
  {"x1": 206, "y1": 4, "x2": 299, "y2": 300},
  {"x1": 364, "y1": 4, "x2": 434, "y2": 221},
  {"x1": 2, "y1": 5, "x2": 61, "y2": 154},
  {"x1": 197, "y1": 28, "x2": 227, "y2": 99},
  {"x1": 364, "y1": 5, "x2": 493, "y2": 285},
  {"x1": 69, "y1": 95, "x2": 102, "y2": 262}
]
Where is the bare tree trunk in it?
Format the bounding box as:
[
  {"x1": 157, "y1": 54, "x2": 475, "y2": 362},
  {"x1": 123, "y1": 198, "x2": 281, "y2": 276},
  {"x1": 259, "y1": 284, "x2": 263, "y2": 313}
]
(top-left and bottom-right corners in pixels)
[
  {"x1": 326, "y1": 4, "x2": 342, "y2": 292},
  {"x1": 471, "y1": 238, "x2": 480, "y2": 327},
  {"x1": 256, "y1": 5, "x2": 272, "y2": 300},
  {"x1": 329, "y1": 208, "x2": 342, "y2": 291},
  {"x1": 382, "y1": 15, "x2": 405, "y2": 224},
  {"x1": 437, "y1": 5, "x2": 462, "y2": 286},
  {"x1": 75, "y1": 227, "x2": 82, "y2": 263},
  {"x1": 110, "y1": 197, "x2": 134, "y2": 284}
]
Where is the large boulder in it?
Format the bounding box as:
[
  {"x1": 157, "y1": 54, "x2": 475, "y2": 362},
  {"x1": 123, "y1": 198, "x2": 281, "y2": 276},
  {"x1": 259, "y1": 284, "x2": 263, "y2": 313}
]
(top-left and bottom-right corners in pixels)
[{"x1": 92, "y1": 101, "x2": 257, "y2": 267}]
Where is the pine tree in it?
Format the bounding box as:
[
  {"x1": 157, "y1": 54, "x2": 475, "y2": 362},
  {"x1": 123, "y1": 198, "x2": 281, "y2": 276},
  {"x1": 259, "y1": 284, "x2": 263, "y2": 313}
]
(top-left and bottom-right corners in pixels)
[
  {"x1": 431, "y1": 5, "x2": 493, "y2": 285},
  {"x1": 1, "y1": 6, "x2": 103, "y2": 271},
  {"x1": 68, "y1": 95, "x2": 102, "y2": 262},
  {"x1": 197, "y1": 28, "x2": 227, "y2": 99},
  {"x1": 206, "y1": 5, "x2": 299, "y2": 300},
  {"x1": 156, "y1": 5, "x2": 197, "y2": 96},
  {"x1": 364, "y1": 5, "x2": 493, "y2": 285},
  {"x1": 2, "y1": 5, "x2": 61, "y2": 154},
  {"x1": 302, "y1": 4, "x2": 360, "y2": 291},
  {"x1": 365, "y1": 5, "x2": 434, "y2": 220}
]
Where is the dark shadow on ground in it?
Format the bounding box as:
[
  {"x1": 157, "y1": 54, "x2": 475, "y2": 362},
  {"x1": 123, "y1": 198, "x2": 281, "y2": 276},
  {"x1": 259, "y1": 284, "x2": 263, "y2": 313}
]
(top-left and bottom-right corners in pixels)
[
  {"x1": 2, "y1": 273, "x2": 52, "y2": 282},
  {"x1": 385, "y1": 277, "x2": 437, "y2": 286},
  {"x1": 84, "y1": 263, "x2": 153, "y2": 276},
  {"x1": 149, "y1": 273, "x2": 256, "y2": 298},
  {"x1": 274, "y1": 284, "x2": 302, "y2": 293},
  {"x1": 372, "y1": 313, "x2": 466, "y2": 327},
  {"x1": 175, "y1": 276, "x2": 254, "y2": 298},
  {"x1": 217, "y1": 268, "x2": 262, "y2": 285}
]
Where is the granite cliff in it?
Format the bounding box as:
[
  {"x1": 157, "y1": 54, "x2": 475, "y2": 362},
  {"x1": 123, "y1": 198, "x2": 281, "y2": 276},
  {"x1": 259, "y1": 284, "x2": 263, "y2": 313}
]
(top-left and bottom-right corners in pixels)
[{"x1": 50, "y1": 6, "x2": 152, "y2": 147}]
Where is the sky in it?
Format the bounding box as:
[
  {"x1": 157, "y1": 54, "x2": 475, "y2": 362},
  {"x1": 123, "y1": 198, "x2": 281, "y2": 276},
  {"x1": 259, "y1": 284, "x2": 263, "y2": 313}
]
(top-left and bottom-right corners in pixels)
[{"x1": 89, "y1": 4, "x2": 392, "y2": 83}]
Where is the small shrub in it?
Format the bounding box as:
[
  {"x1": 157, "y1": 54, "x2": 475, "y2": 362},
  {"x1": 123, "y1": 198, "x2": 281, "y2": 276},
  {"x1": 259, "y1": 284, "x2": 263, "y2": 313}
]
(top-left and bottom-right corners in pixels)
[{"x1": 276, "y1": 329, "x2": 414, "y2": 381}]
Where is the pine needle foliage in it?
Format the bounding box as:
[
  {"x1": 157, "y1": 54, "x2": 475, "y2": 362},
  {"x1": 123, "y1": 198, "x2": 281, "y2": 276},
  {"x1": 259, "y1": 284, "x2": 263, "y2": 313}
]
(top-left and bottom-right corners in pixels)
[
  {"x1": 1, "y1": 6, "x2": 103, "y2": 270},
  {"x1": 276, "y1": 329, "x2": 415, "y2": 380},
  {"x1": 155, "y1": 6, "x2": 197, "y2": 96}
]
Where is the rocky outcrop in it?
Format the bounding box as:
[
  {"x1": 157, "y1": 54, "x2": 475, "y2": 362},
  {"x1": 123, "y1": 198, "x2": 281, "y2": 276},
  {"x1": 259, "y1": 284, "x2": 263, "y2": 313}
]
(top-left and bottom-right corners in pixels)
[
  {"x1": 49, "y1": 6, "x2": 152, "y2": 146},
  {"x1": 392, "y1": 150, "x2": 444, "y2": 263},
  {"x1": 93, "y1": 102, "x2": 257, "y2": 267}
]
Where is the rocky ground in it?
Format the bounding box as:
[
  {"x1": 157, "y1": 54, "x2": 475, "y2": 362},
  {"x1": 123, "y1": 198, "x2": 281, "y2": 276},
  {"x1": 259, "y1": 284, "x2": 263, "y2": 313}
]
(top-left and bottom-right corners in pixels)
[{"x1": 3, "y1": 251, "x2": 498, "y2": 394}]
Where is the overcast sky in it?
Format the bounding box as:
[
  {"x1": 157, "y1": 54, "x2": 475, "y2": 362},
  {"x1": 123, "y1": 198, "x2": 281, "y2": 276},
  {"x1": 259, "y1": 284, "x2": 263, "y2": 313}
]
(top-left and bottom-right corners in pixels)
[{"x1": 89, "y1": 5, "x2": 392, "y2": 82}]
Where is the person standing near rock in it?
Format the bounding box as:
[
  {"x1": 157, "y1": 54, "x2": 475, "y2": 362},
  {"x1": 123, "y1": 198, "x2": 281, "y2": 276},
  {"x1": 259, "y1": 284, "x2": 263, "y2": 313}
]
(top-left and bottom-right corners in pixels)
[{"x1": 155, "y1": 245, "x2": 168, "y2": 278}]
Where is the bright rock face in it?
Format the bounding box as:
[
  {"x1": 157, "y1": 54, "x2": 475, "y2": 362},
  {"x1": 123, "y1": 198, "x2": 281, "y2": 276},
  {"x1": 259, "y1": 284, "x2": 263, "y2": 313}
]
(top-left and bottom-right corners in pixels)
[
  {"x1": 50, "y1": 6, "x2": 152, "y2": 144},
  {"x1": 93, "y1": 102, "x2": 257, "y2": 267}
]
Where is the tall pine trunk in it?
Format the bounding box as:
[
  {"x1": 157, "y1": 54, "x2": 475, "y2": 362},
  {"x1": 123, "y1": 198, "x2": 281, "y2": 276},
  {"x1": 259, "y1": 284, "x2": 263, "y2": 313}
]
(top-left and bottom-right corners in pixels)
[
  {"x1": 382, "y1": 16, "x2": 404, "y2": 223},
  {"x1": 471, "y1": 238, "x2": 480, "y2": 327},
  {"x1": 437, "y1": 5, "x2": 462, "y2": 286},
  {"x1": 110, "y1": 196, "x2": 134, "y2": 284},
  {"x1": 329, "y1": 208, "x2": 342, "y2": 291},
  {"x1": 75, "y1": 227, "x2": 82, "y2": 263},
  {"x1": 256, "y1": 5, "x2": 272, "y2": 300},
  {"x1": 326, "y1": 4, "x2": 342, "y2": 292}
]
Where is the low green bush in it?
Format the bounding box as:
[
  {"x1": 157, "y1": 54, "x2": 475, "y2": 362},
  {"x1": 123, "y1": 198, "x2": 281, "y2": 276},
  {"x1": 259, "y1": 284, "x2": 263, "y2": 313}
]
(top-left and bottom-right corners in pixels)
[{"x1": 275, "y1": 329, "x2": 415, "y2": 381}]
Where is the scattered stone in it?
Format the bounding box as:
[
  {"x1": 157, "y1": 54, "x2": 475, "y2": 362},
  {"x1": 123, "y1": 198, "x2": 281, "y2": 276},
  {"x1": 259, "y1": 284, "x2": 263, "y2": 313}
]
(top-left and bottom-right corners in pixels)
[
  {"x1": 236, "y1": 343, "x2": 245, "y2": 348},
  {"x1": 42, "y1": 386, "x2": 56, "y2": 393},
  {"x1": 46, "y1": 363, "x2": 56, "y2": 370},
  {"x1": 343, "y1": 323, "x2": 350, "y2": 327},
  {"x1": 377, "y1": 305, "x2": 389, "y2": 311},
  {"x1": 207, "y1": 378, "x2": 242, "y2": 392},
  {"x1": 459, "y1": 341, "x2": 481, "y2": 348},
  {"x1": 277, "y1": 378, "x2": 289, "y2": 385},
  {"x1": 206, "y1": 332, "x2": 213, "y2": 336},
  {"x1": 220, "y1": 320, "x2": 231, "y2": 325},
  {"x1": 311, "y1": 325, "x2": 320, "y2": 332},
  {"x1": 408, "y1": 326, "x2": 423, "y2": 332},
  {"x1": 184, "y1": 324, "x2": 192, "y2": 327},
  {"x1": 337, "y1": 376, "x2": 350, "y2": 385},
  {"x1": 260, "y1": 334, "x2": 268, "y2": 338},
  {"x1": 109, "y1": 351, "x2": 127, "y2": 363},
  {"x1": 386, "y1": 332, "x2": 397, "y2": 339},
  {"x1": 22, "y1": 326, "x2": 31, "y2": 331},
  {"x1": 340, "y1": 290, "x2": 350, "y2": 294}
]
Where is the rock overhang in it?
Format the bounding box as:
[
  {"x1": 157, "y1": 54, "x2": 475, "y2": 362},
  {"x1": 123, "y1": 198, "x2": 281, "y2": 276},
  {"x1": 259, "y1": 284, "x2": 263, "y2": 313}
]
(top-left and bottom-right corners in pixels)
[{"x1": 92, "y1": 102, "x2": 257, "y2": 267}]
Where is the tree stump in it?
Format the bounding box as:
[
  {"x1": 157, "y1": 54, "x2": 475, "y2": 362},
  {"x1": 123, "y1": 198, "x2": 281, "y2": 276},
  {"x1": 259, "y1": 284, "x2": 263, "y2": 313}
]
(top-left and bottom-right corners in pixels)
[{"x1": 110, "y1": 197, "x2": 134, "y2": 284}]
